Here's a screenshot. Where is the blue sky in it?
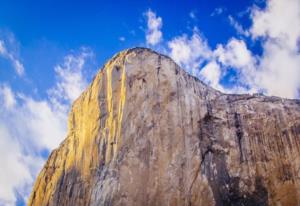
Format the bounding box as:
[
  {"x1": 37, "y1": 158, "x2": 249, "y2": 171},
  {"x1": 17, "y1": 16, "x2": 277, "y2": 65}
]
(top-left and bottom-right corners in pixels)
[
  {"x1": 0, "y1": 0, "x2": 264, "y2": 96},
  {"x1": 0, "y1": 0, "x2": 299, "y2": 205}
]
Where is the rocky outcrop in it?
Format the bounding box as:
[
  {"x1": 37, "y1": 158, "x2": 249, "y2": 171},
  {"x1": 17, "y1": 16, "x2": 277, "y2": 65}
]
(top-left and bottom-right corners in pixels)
[{"x1": 28, "y1": 48, "x2": 300, "y2": 206}]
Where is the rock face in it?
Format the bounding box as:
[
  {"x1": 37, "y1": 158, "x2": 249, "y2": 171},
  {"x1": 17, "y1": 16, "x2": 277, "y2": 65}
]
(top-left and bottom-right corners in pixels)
[{"x1": 28, "y1": 48, "x2": 300, "y2": 206}]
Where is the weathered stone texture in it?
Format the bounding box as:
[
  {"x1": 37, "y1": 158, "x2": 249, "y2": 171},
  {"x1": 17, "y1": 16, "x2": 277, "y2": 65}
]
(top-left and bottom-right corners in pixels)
[{"x1": 28, "y1": 48, "x2": 300, "y2": 206}]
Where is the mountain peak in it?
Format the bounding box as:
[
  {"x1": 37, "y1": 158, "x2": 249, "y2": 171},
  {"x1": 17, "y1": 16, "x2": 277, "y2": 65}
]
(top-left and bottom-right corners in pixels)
[{"x1": 29, "y1": 48, "x2": 300, "y2": 206}]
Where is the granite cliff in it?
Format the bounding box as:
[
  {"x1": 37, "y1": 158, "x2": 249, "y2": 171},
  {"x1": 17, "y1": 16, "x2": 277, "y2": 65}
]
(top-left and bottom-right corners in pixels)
[{"x1": 28, "y1": 48, "x2": 300, "y2": 206}]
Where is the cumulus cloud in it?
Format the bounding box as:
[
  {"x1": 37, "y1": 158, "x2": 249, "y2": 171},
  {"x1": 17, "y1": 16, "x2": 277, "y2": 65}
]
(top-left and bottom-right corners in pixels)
[
  {"x1": 215, "y1": 38, "x2": 254, "y2": 68},
  {"x1": 212, "y1": 38, "x2": 259, "y2": 93},
  {"x1": 199, "y1": 61, "x2": 223, "y2": 90},
  {"x1": 0, "y1": 39, "x2": 24, "y2": 76},
  {"x1": 212, "y1": 0, "x2": 300, "y2": 98},
  {"x1": 166, "y1": 31, "x2": 248, "y2": 93},
  {"x1": 145, "y1": 1, "x2": 300, "y2": 99},
  {"x1": 0, "y1": 48, "x2": 93, "y2": 205},
  {"x1": 170, "y1": 36, "x2": 253, "y2": 94},
  {"x1": 145, "y1": 9, "x2": 163, "y2": 46},
  {"x1": 250, "y1": 0, "x2": 300, "y2": 49},
  {"x1": 254, "y1": 40, "x2": 300, "y2": 98},
  {"x1": 168, "y1": 30, "x2": 212, "y2": 76},
  {"x1": 249, "y1": 0, "x2": 300, "y2": 98}
]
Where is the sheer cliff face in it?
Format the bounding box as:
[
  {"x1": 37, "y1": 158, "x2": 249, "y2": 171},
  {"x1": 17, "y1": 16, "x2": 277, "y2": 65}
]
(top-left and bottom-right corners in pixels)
[{"x1": 29, "y1": 48, "x2": 300, "y2": 206}]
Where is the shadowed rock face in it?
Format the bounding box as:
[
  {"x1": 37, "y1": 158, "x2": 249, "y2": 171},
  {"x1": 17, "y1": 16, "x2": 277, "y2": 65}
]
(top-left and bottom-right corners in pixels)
[{"x1": 28, "y1": 48, "x2": 300, "y2": 206}]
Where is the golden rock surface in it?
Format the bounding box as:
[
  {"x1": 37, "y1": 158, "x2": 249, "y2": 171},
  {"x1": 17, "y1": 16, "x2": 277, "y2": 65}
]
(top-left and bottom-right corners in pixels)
[{"x1": 28, "y1": 48, "x2": 300, "y2": 206}]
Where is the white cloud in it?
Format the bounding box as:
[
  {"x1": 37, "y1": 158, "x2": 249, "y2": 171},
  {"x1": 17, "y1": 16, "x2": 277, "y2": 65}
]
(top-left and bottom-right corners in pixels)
[
  {"x1": 0, "y1": 85, "x2": 16, "y2": 109},
  {"x1": 168, "y1": 30, "x2": 212, "y2": 76},
  {"x1": 211, "y1": 38, "x2": 258, "y2": 93},
  {"x1": 250, "y1": 0, "x2": 300, "y2": 50},
  {"x1": 254, "y1": 41, "x2": 300, "y2": 98},
  {"x1": 213, "y1": 0, "x2": 300, "y2": 99},
  {"x1": 165, "y1": 23, "x2": 300, "y2": 98},
  {"x1": 0, "y1": 40, "x2": 5, "y2": 54},
  {"x1": 199, "y1": 61, "x2": 223, "y2": 90},
  {"x1": 0, "y1": 87, "x2": 48, "y2": 205},
  {"x1": 228, "y1": 15, "x2": 249, "y2": 36},
  {"x1": 162, "y1": 1, "x2": 300, "y2": 99},
  {"x1": 13, "y1": 60, "x2": 24, "y2": 76},
  {"x1": 0, "y1": 124, "x2": 34, "y2": 206},
  {"x1": 18, "y1": 96, "x2": 67, "y2": 150},
  {"x1": 215, "y1": 38, "x2": 254, "y2": 68},
  {"x1": 0, "y1": 39, "x2": 24, "y2": 76},
  {"x1": 249, "y1": 0, "x2": 300, "y2": 98},
  {"x1": 0, "y1": 48, "x2": 93, "y2": 205},
  {"x1": 145, "y1": 9, "x2": 163, "y2": 46},
  {"x1": 49, "y1": 48, "x2": 93, "y2": 105}
]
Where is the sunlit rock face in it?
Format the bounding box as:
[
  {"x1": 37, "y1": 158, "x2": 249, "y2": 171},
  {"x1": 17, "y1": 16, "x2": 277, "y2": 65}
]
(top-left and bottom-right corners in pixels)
[{"x1": 28, "y1": 48, "x2": 300, "y2": 206}]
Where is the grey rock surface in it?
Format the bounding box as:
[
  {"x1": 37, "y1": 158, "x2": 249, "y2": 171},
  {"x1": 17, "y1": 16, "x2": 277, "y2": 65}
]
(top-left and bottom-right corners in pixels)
[{"x1": 28, "y1": 48, "x2": 300, "y2": 206}]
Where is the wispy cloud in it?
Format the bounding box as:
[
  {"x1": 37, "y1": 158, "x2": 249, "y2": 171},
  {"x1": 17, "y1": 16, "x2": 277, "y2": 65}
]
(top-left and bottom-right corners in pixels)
[
  {"x1": 211, "y1": 7, "x2": 225, "y2": 16},
  {"x1": 189, "y1": 10, "x2": 197, "y2": 19},
  {"x1": 0, "y1": 85, "x2": 16, "y2": 109},
  {"x1": 49, "y1": 48, "x2": 93, "y2": 105},
  {"x1": 0, "y1": 39, "x2": 24, "y2": 76},
  {"x1": 145, "y1": 9, "x2": 163, "y2": 46},
  {"x1": 119, "y1": 36, "x2": 126, "y2": 42},
  {"x1": 228, "y1": 15, "x2": 249, "y2": 36}
]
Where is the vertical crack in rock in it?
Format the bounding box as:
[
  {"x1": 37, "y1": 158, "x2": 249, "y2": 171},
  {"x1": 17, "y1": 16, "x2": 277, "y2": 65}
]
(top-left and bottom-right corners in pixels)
[
  {"x1": 188, "y1": 101, "x2": 216, "y2": 205},
  {"x1": 102, "y1": 55, "x2": 127, "y2": 164},
  {"x1": 157, "y1": 55, "x2": 161, "y2": 76},
  {"x1": 115, "y1": 63, "x2": 127, "y2": 154},
  {"x1": 188, "y1": 146, "x2": 213, "y2": 206},
  {"x1": 234, "y1": 112, "x2": 244, "y2": 163}
]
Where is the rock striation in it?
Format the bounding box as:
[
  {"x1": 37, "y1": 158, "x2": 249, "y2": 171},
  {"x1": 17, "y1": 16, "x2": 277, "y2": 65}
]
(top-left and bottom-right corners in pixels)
[{"x1": 28, "y1": 48, "x2": 300, "y2": 206}]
